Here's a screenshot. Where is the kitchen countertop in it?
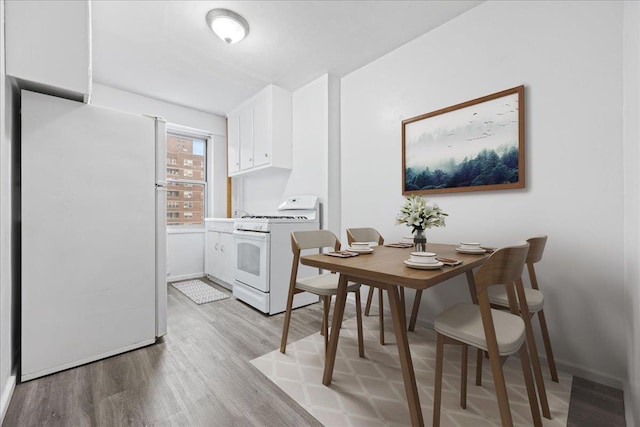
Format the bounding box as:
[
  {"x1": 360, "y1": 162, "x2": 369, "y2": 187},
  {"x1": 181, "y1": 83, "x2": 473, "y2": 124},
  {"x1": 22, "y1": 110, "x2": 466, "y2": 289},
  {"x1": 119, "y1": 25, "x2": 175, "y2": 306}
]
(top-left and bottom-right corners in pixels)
[{"x1": 204, "y1": 218, "x2": 235, "y2": 223}]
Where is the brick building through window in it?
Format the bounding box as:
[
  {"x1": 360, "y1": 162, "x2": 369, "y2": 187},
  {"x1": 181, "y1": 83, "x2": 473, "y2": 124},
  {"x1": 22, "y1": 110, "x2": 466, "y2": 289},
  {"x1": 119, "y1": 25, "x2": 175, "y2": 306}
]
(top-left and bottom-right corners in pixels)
[{"x1": 166, "y1": 134, "x2": 206, "y2": 226}]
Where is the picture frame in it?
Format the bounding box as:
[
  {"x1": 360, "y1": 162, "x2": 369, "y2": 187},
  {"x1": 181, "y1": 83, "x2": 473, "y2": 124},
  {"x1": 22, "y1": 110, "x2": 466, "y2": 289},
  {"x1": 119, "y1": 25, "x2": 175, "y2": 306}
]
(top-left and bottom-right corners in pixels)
[{"x1": 402, "y1": 85, "x2": 525, "y2": 195}]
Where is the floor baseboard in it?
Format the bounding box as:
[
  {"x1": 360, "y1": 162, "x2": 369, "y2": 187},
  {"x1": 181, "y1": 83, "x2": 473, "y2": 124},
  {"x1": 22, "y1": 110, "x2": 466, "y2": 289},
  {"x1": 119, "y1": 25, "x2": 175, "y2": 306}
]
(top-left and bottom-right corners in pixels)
[
  {"x1": 0, "y1": 372, "x2": 16, "y2": 425},
  {"x1": 167, "y1": 272, "x2": 205, "y2": 282},
  {"x1": 624, "y1": 382, "x2": 635, "y2": 427},
  {"x1": 552, "y1": 358, "x2": 623, "y2": 390}
]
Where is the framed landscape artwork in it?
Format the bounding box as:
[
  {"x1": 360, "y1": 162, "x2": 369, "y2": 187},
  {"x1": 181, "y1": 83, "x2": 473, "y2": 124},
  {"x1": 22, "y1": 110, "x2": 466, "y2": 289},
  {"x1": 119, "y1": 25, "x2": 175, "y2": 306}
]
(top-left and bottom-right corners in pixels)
[{"x1": 402, "y1": 85, "x2": 525, "y2": 195}]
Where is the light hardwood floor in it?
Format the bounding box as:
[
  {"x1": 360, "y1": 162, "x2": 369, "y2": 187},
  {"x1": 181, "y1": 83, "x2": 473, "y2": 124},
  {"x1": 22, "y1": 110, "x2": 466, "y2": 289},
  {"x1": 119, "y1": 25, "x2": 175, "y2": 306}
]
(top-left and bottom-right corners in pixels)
[{"x1": 3, "y1": 279, "x2": 625, "y2": 426}]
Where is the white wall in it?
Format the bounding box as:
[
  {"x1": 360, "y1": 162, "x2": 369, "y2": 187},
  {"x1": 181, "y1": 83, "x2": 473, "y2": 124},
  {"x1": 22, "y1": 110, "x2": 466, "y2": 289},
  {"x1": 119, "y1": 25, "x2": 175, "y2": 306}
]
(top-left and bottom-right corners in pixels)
[
  {"x1": 327, "y1": 75, "x2": 342, "y2": 233},
  {"x1": 623, "y1": 0, "x2": 640, "y2": 424},
  {"x1": 341, "y1": 1, "x2": 626, "y2": 386},
  {"x1": 0, "y1": 0, "x2": 17, "y2": 421},
  {"x1": 91, "y1": 83, "x2": 227, "y2": 281},
  {"x1": 167, "y1": 229, "x2": 205, "y2": 281},
  {"x1": 210, "y1": 134, "x2": 228, "y2": 218},
  {"x1": 237, "y1": 74, "x2": 339, "y2": 231},
  {"x1": 92, "y1": 83, "x2": 226, "y2": 134},
  {"x1": 287, "y1": 75, "x2": 328, "y2": 228}
]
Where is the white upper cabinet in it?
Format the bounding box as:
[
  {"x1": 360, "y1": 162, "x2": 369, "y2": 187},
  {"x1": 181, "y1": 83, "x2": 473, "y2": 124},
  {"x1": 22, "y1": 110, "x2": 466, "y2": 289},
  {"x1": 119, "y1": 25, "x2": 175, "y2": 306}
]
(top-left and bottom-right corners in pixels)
[
  {"x1": 227, "y1": 112, "x2": 241, "y2": 174},
  {"x1": 6, "y1": 0, "x2": 92, "y2": 102},
  {"x1": 252, "y1": 89, "x2": 271, "y2": 168},
  {"x1": 226, "y1": 85, "x2": 292, "y2": 177},
  {"x1": 239, "y1": 106, "x2": 254, "y2": 170}
]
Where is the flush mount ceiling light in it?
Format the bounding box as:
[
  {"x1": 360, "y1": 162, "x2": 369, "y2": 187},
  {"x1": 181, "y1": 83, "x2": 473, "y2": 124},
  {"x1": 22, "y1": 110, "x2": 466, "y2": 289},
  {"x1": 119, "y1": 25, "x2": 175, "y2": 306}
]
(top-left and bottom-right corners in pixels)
[{"x1": 206, "y1": 8, "x2": 249, "y2": 44}]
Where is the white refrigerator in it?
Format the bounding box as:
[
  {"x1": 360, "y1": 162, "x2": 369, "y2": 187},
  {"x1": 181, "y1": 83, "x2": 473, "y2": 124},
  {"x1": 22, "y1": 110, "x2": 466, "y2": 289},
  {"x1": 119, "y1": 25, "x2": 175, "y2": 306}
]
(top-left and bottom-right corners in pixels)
[{"x1": 20, "y1": 90, "x2": 167, "y2": 382}]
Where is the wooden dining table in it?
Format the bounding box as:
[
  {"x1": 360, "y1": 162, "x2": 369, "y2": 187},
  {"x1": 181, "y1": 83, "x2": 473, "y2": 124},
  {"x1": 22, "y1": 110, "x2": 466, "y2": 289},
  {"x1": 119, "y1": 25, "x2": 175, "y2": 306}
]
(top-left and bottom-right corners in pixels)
[{"x1": 300, "y1": 242, "x2": 492, "y2": 427}]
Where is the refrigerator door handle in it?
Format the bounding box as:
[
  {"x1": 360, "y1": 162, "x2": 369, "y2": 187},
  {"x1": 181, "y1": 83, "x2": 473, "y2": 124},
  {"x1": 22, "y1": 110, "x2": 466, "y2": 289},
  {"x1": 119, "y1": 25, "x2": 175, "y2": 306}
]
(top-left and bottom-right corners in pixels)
[{"x1": 156, "y1": 184, "x2": 168, "y2": 337}]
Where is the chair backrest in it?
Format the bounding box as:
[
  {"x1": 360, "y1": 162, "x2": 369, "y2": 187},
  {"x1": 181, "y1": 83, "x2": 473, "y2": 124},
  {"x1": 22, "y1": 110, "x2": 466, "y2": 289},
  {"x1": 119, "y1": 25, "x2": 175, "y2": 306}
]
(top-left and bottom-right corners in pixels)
[
  {"x1": 346, "y1": 227, "x2": 384, "y2": 246},
  {"x1": 289, "y1": 230, "x2": 341, "y2": 286},
  {"x1": 526, "y1": 235, "x2": 547, "y2": 265},
  {"x1": 291, "y1": 230, "x2": 341, "y2": 252},
  {"x1": 525, "y1": 236, "x2": 547, "y2": 291},
  {"x1": 474, "y1": 243, "x2": 530, "y2": 361},
  {"x1": 474, "y1": 242, "x2": 530, "y2": 297}
]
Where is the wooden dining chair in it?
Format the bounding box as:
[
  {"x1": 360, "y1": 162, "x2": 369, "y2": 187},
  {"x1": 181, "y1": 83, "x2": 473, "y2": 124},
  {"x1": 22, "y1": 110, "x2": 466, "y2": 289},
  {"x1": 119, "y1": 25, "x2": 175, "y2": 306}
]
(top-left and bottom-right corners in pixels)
[
  {"x1": 280, "y1": 230, "x2": 365, "y2": 358},
  {"x1": 476, "y1": 236, "x2": 555, "y2": 420},
  {"x1": 432, "y1": 242, "x2": 542, "y2": 427},
  {"x1": 486, "y1": 235, "x2": 558, "y2": 382}
]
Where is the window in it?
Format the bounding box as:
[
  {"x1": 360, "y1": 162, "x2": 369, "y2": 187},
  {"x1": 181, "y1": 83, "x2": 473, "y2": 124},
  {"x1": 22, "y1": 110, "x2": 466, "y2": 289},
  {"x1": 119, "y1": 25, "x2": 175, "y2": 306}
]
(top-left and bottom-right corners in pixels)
[{"x1": 166, "y1": 132, "x2": 208, "y2": 226}]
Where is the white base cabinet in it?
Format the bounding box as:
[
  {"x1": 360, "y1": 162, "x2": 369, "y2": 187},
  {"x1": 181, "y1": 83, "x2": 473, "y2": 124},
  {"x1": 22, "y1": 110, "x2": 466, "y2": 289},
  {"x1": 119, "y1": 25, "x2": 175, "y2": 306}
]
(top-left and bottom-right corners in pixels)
[
  {"x1": 205, "y1": 219, "x2": 235, "y2": 289},
  {"x1": 227, "y1": 84, "x2": 292, "y2": 176}
]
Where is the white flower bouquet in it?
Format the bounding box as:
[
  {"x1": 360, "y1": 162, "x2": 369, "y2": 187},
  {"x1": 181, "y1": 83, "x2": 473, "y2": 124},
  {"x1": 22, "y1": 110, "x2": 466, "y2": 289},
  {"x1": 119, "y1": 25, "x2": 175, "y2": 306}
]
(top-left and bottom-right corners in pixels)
[{"x1": 396, "y1": 194, "x2": 448, "y2": 233}]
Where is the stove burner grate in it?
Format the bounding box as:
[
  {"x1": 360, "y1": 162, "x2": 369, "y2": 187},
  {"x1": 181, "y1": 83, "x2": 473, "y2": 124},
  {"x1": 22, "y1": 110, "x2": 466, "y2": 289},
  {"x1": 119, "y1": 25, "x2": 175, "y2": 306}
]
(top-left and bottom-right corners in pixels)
[{"x1": 241, "y1": 215, "x2": 308, "y2": 220}]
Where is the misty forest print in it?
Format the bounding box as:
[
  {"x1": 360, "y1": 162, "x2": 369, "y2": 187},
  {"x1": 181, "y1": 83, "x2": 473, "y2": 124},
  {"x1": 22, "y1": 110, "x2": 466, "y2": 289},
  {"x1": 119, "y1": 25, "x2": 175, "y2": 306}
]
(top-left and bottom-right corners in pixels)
[{"x1": 403, "y1": 88, "x2": 522, "y2": 193}]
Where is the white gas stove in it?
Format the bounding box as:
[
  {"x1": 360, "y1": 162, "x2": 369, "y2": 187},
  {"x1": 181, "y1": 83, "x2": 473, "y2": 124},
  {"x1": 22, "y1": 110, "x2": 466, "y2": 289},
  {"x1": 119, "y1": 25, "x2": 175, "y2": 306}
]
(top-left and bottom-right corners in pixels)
[
  {"x1": 234, "y1": 195, "x2": 319, "y2": 231},
  {"x1": 232, "y1": 196, "x2": 320, "y2": 314}
]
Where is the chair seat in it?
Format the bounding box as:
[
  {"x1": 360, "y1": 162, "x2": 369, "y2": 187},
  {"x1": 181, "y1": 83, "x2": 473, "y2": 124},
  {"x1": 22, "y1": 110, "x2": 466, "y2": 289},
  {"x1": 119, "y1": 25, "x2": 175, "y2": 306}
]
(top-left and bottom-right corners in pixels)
[
  {"x1": 435, "y1": 303, "x2": 526, "y2": 356},
  {"x1": 296, "y1": 273, "x2": 360, "y2": 296},
  {"x1": 487, "y1": 286, "x2": 544, "y2": 312}
]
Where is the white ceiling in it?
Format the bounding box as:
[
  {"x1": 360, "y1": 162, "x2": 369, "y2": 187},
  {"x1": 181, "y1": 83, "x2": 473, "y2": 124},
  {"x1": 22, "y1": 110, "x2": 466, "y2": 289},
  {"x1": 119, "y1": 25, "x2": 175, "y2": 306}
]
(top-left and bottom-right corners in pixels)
[{"x1": 92, "y1": 1, "x2": 483, "y2": 116}]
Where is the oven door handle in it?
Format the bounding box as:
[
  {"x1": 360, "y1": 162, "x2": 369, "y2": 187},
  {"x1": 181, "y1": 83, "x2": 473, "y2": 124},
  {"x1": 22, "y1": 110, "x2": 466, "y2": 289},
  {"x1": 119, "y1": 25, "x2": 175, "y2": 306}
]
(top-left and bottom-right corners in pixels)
[{"x1": 233, "y1": 230, "x2": 270, "y2": 240}]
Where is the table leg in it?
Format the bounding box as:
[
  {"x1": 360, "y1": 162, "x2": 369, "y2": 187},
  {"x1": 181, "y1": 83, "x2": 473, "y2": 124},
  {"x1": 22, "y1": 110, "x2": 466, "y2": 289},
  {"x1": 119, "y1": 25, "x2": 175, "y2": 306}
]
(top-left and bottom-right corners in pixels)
[
  {"x1": 378, "y1": 288, "x2": 385, "y2": 345},
  {"x1": 322, "y1": 273, "x2": 349, "y2": 386},
  {"x1": 400, "y1": 287, "x2": 407, "y2": 331},
  {"x1": 465, "y1": 270, "x2": 479, "y2": 304},
  {"x1": 408, "y1": 289, "x2": 422, "y2": 332},
  {"x1": 388, "y1": 285, "x2": 424, "y2": 426}
]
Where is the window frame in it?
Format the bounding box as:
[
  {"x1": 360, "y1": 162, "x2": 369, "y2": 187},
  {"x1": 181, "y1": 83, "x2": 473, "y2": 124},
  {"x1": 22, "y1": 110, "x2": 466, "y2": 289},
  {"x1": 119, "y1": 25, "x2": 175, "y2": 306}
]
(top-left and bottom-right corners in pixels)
[{"x1": 166, "y1": 126, "x2": 211, "y2": 228}]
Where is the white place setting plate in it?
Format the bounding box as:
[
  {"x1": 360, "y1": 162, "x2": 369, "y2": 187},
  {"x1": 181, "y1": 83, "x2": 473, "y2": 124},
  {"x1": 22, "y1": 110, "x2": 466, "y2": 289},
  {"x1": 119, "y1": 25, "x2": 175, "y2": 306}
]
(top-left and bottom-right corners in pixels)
[
  {"x1": 347, "y1": 247, "x2": 374, "y2": 253},
  {"x1": 403, "y1": 259, "x2": 443, "y2": 269},
  {"x1": 455, "y1": 247, "x2": 487, "y2": 254}
]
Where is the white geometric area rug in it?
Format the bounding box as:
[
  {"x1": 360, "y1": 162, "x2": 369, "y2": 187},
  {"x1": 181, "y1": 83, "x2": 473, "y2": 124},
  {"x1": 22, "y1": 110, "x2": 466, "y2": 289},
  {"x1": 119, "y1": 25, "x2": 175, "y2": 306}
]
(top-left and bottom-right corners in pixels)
[
  {"x1": 171, "y1": 279, "x2": 230, "y2": 305},
  {"x1": 251, "y1": 315, "x2": 571, "y2": 426}
]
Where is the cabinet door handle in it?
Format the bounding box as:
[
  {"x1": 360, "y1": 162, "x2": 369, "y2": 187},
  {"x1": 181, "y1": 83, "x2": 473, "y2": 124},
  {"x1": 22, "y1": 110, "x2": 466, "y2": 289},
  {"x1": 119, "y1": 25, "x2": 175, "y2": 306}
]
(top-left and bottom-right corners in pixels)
[
  {"x1": 220, "y1": 245, "x2": 224, "y2": 253},
  {"x1": 264, "y1": 153, "x2": 268, "y2": 158},
  {"x1": 215, "y1": 243, "x2": 219, "y2": 250}
]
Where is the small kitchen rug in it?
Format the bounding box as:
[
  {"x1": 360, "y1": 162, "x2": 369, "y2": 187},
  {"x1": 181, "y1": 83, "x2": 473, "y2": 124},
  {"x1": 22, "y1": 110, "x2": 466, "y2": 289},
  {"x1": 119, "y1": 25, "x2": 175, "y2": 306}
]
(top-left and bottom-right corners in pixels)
[{"x1": 171, "y1": 279, "x2": 230, "y2": 305}]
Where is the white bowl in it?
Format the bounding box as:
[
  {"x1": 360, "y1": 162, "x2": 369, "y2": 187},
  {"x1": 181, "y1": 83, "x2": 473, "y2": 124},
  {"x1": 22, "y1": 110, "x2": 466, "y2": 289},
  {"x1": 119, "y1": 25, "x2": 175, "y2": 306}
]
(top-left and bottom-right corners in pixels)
[
  {"x1": 350, "y1": 242, "x2": 370, "y2": 250},
  {"x1": 409, "y1": 251, "x2": 437, "y2": 264},
  {"x1": 459, "y1": 242, "x2": 481, "y2": 249}
]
